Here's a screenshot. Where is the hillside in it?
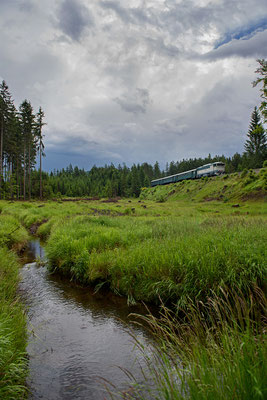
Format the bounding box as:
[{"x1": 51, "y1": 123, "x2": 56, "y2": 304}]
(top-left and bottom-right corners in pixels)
[{"x1": 140, "y1": 168, "x2": 267, "y2": 203}]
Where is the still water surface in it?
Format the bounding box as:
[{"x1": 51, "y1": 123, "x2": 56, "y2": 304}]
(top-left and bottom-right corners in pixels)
[{"x1": 20, "y1": 241, "x2": 154, "y2": 400}]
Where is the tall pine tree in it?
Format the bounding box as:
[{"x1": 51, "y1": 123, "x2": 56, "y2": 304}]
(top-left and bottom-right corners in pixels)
[
  {"x1": 244, "y1": 107, "x2": 267, "y2": 168},
  {"x1": 35, "y1": 107, "x2": 46, "y2": 199},
  {"x1": 0, "y1": 81, "x2": 14, "y2": 198},
  {"x1": 19, "y1": 100, "x2": 35, "y2": 200}
]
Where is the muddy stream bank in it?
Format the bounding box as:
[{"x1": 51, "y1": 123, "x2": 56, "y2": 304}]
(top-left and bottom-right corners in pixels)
[{"x1": 19, "y1": 240, "x2": 155, "y2": 400}]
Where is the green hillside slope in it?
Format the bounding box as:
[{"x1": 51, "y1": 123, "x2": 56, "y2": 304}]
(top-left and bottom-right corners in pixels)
[{"x1": 140, "y1": 168, "x2": 267, "y2": 203}]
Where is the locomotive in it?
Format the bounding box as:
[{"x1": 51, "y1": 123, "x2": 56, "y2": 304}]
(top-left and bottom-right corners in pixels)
[{"x1": 151, "y1": 162, "x2": 225, "y2": 187}]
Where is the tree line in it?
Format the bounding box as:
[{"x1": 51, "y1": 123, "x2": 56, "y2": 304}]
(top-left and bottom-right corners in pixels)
[
  {"x1": 0, "y1": 81, "x2": 45, "y2": 200},
  {"x1": 0, "y1": 59, "x2": 266, "y2": 200}
]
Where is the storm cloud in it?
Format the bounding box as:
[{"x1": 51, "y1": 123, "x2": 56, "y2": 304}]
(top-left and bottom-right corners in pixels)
[
  {"x1": 0, "y1": 0, "x2": 266, "y2": 171},
  {"x1": 57, "y1": 0, "x2": 94, "y2": 41},
  {"x1": 114, "y1": 88, "x2": 151, "y2": 115}
]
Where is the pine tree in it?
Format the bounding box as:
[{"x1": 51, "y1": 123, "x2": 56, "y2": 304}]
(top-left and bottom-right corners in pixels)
[
  {"x1": 19, "y1": 100, "x2": 35, "y2": 200},
  {"x1": 244, "y1": 107, "x2": 267, "y2": 168},
  {"x1": 247, "y1": 106, "x2": 262, "y2": 134},
  {"x1": 153, "y1": 161, "x2": 161, "y2": 178},
  {"x1": 35, "y1": 107, "x2": 46, "y2": 199},
  {"x1": 0, "y1": 81, "x2": 14, "y2": 198}
]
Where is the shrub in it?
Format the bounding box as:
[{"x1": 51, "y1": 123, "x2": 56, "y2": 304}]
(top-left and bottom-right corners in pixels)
[
  {"x1": 241, "y1": 169, "x2": 248, "y2": 178},
  {"x1": 156, "y1": 195, "x2": 166, "y2": 203}
]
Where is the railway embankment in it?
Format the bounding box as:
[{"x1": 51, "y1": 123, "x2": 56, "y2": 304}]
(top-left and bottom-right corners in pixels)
[{"x1": 140, "y1": 167, "x2": 267, "y2": 203}]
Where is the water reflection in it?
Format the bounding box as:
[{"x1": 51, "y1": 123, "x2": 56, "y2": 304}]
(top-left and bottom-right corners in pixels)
[{"x1": 20, "y1": 241, "x2": 154, "y2": 400}]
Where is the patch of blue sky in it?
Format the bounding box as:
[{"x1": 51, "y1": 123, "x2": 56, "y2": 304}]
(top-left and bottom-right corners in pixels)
[{"x1": 215, "y1": 17, "x2": 267, "y2": 49}]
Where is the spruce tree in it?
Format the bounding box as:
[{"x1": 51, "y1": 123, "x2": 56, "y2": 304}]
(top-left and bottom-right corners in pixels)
[
  {"x1": 0, "y1": 81, "x2": 14, "y2": 198},
  {"x1": 153, "y1": 161, "x2": 161, "y2": 178},
  {"x1": 19, "y1": 100, "x2": 35, "y2": 200},
  {"x1": 247, "y1": 106, "x2": 262, "y2": 134},
  {"x1": 35, "y1": 107, "x2": 46, "y2": 199},
  {"x1": 244, "y1": 107, "x2": 267, "y2": 168}
]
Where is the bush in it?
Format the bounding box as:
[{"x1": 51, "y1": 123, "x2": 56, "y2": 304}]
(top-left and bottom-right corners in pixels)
[
  {"x1": 241, "y1": 169, "x2": 248, "y2": 178},
  {"x1": 156, "y1": 195, "x2": 166, "y2": 203},
  {"x1": 243, "y1": 170, "x2": 258, "y2": 186}
]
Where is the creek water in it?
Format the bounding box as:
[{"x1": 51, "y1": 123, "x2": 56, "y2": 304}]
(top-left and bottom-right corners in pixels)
[{"x1": 19, "y1": 240, "x2": 154, "y2": 400}]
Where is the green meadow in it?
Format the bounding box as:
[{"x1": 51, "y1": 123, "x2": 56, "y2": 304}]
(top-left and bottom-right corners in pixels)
[
  {"x1": 0, "y1": 212, "x2": 29, "y2": 399},
  {"x1": 1, "y1": 170, "x2": 265, "y2": 307},
  {"x1": 0, "y1": 169, "x2": 266, "y2": 399}
]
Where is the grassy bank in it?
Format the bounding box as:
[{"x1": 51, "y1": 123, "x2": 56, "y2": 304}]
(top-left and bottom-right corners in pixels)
[
  {"x1": 0, "y1": 179, "x2": 266, "y2": 399},
  {"x1": 140, "y1": 167, "x2": 267, "y2": 203},
  {"x1": 0, "y1": 214, "x2": 29, "y2": 399},
  {"x1": 110, "y1": 288, "x2": 266, "y2": 400},
  {"x1": 44, "y1": 214, "x2": 266, "y2": 307}
]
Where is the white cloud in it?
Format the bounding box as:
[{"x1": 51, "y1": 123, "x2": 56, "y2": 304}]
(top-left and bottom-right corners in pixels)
[{"x1": 0, "y1": 0, "x2": 266, "y2": 169}]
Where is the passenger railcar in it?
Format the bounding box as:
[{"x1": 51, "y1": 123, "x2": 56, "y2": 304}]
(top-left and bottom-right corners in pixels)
[{"x1": 151, "y1": 162, "x2": 225, "y2": 187}]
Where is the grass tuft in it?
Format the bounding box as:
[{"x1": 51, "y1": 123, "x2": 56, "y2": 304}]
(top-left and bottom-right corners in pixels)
[{"x1": 109, "y1": 287, "x2": 266, "y2": 400}]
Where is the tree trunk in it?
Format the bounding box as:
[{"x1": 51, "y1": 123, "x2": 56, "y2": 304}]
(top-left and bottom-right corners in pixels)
[
  {"x1": 28, "y1": 142, "x2": 31, "y2": 200},
  {"x1": 0, "y1": 117, "x2": 3, "y2": 199},
  {"x1": 40, "y1": 137, "x2": 42, "y2": 200},
  {"x1": 9, "y1": 161, "x2": 12, "y2": 200},
  {"x1": 23, "y1": 144, "x2": 26, "y2": 200},
  {"x1": 16, "y1": 159, "x2": 19, "y2": 200}
]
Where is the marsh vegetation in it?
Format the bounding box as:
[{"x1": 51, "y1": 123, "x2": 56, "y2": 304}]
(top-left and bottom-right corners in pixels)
[
  {"x1": 0, "y1": 214, "x2": 28, "y2": 399},
  {"x1": 0, "y1": 171, "x2": 266, "y2": 399}
]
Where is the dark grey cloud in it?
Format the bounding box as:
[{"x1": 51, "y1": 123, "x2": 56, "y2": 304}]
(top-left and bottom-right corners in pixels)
[
  {"x1": 203, "y1": 30, "x2": 267, "y2": 60},
  {"x1": 47, "y1": 133, "x2": 99, "y2": 154},
  {"x1": 114, "y1": 88, "x2": 151, "y2": 115},
  {"x1": 215, "y1": 17, "x2": 267, "y2": 48},
  {"x1": 57, "y1": 0, "x2": 94, "y2": 41}
]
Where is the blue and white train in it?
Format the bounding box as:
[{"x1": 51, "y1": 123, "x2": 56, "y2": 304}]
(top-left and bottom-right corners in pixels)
[{"x1": 151, "y1": 162, "x2": 225, "y2": 187}]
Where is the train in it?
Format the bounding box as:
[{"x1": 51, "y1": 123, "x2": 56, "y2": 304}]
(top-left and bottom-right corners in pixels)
[{"x1": 151, "y1": 162, "x2": 225, "y2": 187}]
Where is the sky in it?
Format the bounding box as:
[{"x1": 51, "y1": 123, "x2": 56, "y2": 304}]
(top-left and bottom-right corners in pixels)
[{"x1": 0, "y1": 0, "x2": 266, "y2": 171}]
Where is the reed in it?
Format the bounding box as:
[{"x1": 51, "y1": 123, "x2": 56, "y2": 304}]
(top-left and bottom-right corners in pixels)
[
  {"x1": 108, "y1": 287, "x2": 266, "y2": 400},
  {"x1": 0, "y1": 214, "x2": 29, "y2": 399},
  {"x1": 44, "y1": 215, "x2": 266, "y2": 308},
  {"x1": 0, "y1": 248, "x2": 28, "y2": 399}
]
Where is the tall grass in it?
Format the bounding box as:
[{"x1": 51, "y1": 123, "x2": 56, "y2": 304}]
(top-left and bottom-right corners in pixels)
[
  {"x1": 0, "y1": 198, "x2": 266, "y2": 399},
  {"x1": 45, "y1": 215, "x2": 266, "y2": 307},
  {"x1": 0, "y1": 215, "x2": 29, "y2": 250},
  {"x1": 0, "y1": 248, "x2": 28, "y2": 399},
  {"x1": 108, "y1": 287, "x2": 266, "y2": 400},
  {"x1": 0, "y1": 214, "x2": 28, "y2": 399}
]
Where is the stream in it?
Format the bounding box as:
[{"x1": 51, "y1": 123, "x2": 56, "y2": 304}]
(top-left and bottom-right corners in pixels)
[{"x1": 19, "y1": 240, "x2": 154, "y2": 400}]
